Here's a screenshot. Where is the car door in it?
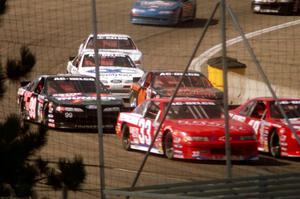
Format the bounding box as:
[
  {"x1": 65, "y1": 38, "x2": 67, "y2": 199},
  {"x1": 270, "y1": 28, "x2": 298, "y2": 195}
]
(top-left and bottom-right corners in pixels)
[
  {"x1": 136, "y1": 101, "x2": 161, "y2": 153},
  {"x1": 238, "y1": 100, "x2": 267, "y2": 150},
  {"x1": 24, "y1": 78, "x2": 43, "y2": 122}
]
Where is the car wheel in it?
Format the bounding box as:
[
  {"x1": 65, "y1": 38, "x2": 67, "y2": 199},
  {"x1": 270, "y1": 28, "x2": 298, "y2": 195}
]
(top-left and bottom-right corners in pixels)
[
  {"x1": 269, "y1": 130, "x2": 281, "y2": 158},
  {"x1": 164, "y1": 131, "x2": 174, "y2": 159},
  {"x1": 122, "y1": 125, "x2": 131, "y2": 151},
  {"x1": 176, "y1": 9, "x2": 183, "y2": 25},
  {"x1": 41, "y1": 104, "x2": 48, "y2": 127},
  {"x1": 191, "y1": 7, "x2": 196, "y2": 20}
]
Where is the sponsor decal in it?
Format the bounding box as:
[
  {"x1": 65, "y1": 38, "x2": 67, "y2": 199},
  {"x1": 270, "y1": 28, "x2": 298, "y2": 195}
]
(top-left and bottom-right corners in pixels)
[
  {"x1": 177, "y1": 120, "x2": 246, "y2": 131},
  {"x1": 53, "y1": 77, "x2": 94, "y2": 81},
  {"x1": 174, "y1": 144, "x2": 183, "y2": 148},
  {"x1": 232, "y1": 114, "x2": 246, "y2": 122},
  {"x1": 172, "y1": 101, "x2": 215, "y2": 106},
  {"x1": 111, "y1": 79, "x2": 122, "y2": 83},
  {"x1": 174, "y1": 150, "x2": 183, "y2": 154},
  {"x1": 53, "y1": 94, "x2": 116, "y2": 101},
  {"x1": 75, "y1": 124, "x2": 98, "y2": 129},
  {"x1": 141, "y1": 1, "x2": 176, "y2": 8},
  {"x1": 86, "y1": 105, "x2": 97, "y2": 109},
  {"x1": 103, "y1": 107, "x2": 120, "y2": 112},
  {"x1": 192, "y1": 151, "x2": 200, "y2": 157},
  {"x1": 159, "y1": 72, "x2": 200, "y2": 76},
  {"x1": 87, "y1": 68, "x2": 137, "y2": 75},
  {"x1": 120, "y1": 113, "x2": 140, "y2": 125},
  {"x1": 278, "y1": 101, "x2": 300, "y2": 105},
  {"x1": 96, "y1": 35, "x2": 128, "y2": 40}
]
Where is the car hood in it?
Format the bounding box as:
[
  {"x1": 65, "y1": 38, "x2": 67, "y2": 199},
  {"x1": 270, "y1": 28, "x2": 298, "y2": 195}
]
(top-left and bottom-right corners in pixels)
[
  {"x1": 164, "y1": 119, "x2": 253, "y2": 137},
  {"x1": 135, "y1": 0, "x2": 179, "y2": 9},
  {"x1": 155, "y1": 87, "x2": 223, "y2": 100},
  {"x1": 80, "y1": 66, "x2": 144, "y2": 79},
  {"x1": 49, "y1": 93, "x2": 123, "y2": 106}
]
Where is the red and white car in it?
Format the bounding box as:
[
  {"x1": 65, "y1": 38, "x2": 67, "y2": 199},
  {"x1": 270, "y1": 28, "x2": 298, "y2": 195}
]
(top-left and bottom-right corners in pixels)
[
  {"x1": 230, "y1": 97, "x2": 300, "y2": 158},
  {"x1": 116, "y1": 98, "x2": 258, "y2": 161}
]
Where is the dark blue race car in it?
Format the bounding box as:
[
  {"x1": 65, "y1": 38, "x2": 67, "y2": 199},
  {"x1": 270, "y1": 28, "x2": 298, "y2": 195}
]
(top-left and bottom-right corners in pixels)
[{"x1": 130, "y1": 0, "x2": 196, "y2": 25}]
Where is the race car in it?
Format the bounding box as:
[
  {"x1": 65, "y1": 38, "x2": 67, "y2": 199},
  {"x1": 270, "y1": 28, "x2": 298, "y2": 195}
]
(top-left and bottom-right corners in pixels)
[
  {"x1": 67, "y1": 50, "x2": 144, "y2": 102},
  {"x1": 129, "y1": 70, "x2": 223, "y2": 107},
  {"x1": 17, "y1": 74, "x2": 123, "y2": 131},
  {"x1": 251, "y1": 0, "x2": 300, "y2": 14},
  {"x1": 116, "y1": 98, "x2": 258, "y2": 160},
  {"x1": 130, "y1": 0, "x2": 197, "y2": 25},
  {"x1": 78, "y1": 33, "x2": 143, "y2": 66},
  {"x1": 230, "y1": 97, "x2": 300, "y2": 158}
]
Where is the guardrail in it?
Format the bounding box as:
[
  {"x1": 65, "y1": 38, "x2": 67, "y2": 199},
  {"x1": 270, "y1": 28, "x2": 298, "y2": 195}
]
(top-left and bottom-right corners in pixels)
[{"x1": 105, "y1": 172, "x2": 300, "y2": 199}]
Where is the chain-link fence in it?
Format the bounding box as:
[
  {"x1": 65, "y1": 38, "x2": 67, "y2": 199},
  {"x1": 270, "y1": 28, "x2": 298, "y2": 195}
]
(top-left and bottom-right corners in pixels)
[{"x1": 1, "y1": 0, "x2": 300, "y2": 198}]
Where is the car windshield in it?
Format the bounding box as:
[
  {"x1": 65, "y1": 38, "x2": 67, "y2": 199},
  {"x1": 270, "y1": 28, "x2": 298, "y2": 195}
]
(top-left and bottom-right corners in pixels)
[
  {"x1": 87, "y1": 37, "x2": 136, "y2": 50},
  {"x1": 270, "y1": 101, "x2": 300, "y2": 119},
  {"x1": 82, "y1": 55, "x2": 134, "y2": 68},
  {"x1": 153, "y1": 73, "x2": 212, "y2": 89},
  {"x1": 46, "y1": 77, "x2": 97, "y2": 95},
  {"x1": 166, "y1": 102, "x2": 223, "y2": 119}
]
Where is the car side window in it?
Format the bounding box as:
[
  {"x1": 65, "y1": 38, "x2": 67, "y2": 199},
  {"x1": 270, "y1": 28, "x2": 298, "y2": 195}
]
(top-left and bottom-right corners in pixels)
[
  {"x1": 134, "y1": 101, "x2": 150, "y2": 115},
  {"x1": 250, "y1": 101, "x2": 267, "y2": 119},
  {"x1": 73, "y1": 55, "x2": 81, "y2": 68},
  {"x1": 138, "y1": 73, "x2": 146, "y2": 86},
  {"x1": 34, "y1": 78, "x2": 45, "y2": 94},
  {"x1": 142, "y1": 73, "x2": 152, "y2": 88},
  {"x1": 239, "y1": 101, "x2": 256, "y2": 116},
  {"x1": 144, "y1": 102, "x2": 160, "y2": 119}
]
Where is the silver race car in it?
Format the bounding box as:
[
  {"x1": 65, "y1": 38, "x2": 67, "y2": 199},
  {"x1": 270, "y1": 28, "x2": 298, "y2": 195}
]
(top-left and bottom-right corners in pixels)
[{"x1": 67, "y1": 50, "x2": 144, "y2": 103}]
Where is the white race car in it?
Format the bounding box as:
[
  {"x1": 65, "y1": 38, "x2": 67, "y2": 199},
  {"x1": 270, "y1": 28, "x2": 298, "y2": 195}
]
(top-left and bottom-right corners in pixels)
[
  {"x1": 67, "y1": 50, "x2": 144, "y2": 101},
  {"x1": 78, "y1": 33, "x2": 143, "y2": 66}
]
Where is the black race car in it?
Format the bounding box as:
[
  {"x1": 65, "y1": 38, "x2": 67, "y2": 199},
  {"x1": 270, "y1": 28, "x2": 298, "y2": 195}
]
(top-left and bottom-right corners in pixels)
[{"x1": 17, "y1": 74, "x2": 123, "y2": 131}]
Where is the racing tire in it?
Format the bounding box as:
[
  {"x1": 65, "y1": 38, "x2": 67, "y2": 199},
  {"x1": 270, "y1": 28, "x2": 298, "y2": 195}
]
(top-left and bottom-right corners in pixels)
[
  {"x1": 164, "y1": 131, "x2": 174, "y2": 159},
  {"x1": 41, "y1": 104, "x2": 48, "y2": 127},
  {"x1": 176, "y1": 9, "x2": 183, "y2": 25},
  {"x1": 269, "y1": 130, "x2": 281, "y2": 158},
  {"x1": 122, "y1": 125, "x2": 131, "y2": 151},
  {"x1": 191, "y1": 7, "x2": 197, "y2": 21}
]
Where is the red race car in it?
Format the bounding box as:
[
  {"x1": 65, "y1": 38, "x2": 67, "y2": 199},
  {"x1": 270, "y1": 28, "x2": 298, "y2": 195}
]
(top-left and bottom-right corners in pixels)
[
  {"x1": 116, "y1": 98, "x2": 258, "y2": 160},
  {"x1": 230, "y1": 97, "x2": 300, "y2": 158}
]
